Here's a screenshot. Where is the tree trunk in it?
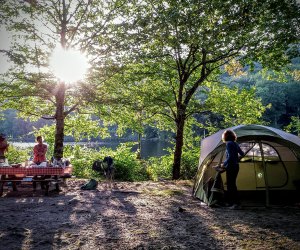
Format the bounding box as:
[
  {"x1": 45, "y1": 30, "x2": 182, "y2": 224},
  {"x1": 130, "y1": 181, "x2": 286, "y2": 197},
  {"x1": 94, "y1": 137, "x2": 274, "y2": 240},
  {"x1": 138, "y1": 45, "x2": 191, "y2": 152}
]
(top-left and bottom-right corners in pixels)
[
  {"x1": 137, "y1": 132, "x2": 142, "y2": 159},
  {"x1": 172, "y1": 112, "x2": 185, "y2": 180},
  {"x1": 54, "y1": 83, "x2": 65, "y2": 160}
]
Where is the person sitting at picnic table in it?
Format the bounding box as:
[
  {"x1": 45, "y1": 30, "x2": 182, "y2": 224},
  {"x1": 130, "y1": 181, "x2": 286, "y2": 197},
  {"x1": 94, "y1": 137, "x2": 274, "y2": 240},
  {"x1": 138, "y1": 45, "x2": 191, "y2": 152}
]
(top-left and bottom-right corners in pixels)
[
  {"x1": 33, "y1": 135, "x2": 47, "y2": 165},
  {"x1": 32, "y1": 136, "x2": 48, "y2": 190},
  {"x1": 0, "y1": 133, "x2": 9, "y2": 161}
]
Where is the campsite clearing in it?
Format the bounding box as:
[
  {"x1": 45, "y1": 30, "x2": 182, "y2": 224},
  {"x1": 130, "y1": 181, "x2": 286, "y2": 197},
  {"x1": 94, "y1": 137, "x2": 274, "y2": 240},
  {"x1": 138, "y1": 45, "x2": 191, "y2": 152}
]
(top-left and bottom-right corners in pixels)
[{"x1": 0, "y1": 179, "x2": 299, "y2": 250}]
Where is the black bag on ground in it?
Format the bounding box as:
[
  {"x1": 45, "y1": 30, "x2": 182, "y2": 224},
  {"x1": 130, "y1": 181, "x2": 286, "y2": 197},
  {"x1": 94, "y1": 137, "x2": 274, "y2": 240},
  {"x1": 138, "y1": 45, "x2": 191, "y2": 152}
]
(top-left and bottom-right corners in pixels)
[{"x1": 80, "y1": 179, "x2": 98, "y2": 190}]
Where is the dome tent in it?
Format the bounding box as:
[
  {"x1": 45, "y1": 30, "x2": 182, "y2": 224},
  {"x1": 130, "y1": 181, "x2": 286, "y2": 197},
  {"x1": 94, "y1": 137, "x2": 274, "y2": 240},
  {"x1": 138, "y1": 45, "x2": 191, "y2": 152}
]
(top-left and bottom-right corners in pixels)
[{"x1": 193, "y1": 125, "x2": 300, "y2": 207}]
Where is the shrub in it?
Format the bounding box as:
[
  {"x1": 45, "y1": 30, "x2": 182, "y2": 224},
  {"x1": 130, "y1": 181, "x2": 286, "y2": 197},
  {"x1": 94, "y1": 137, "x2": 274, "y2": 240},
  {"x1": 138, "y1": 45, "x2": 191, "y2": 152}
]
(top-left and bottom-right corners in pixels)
[
  {"x1": 64, "y1": 144, "x2": 106, "y2": 180},
  {"x1": 112, "y1": 143, "x2": 148, "y2": 181},
  {"x1": 4, "y1": 141, "x2": 199, "y2": 181},
  {"x1": 180, "y1": 147, "x2": 200, "y2": 180},
  {"x1": 64, "y1": 142, "x2": 148, "y2": 181},
  {"x1": 146, "y1": 154, "x2": 173, "y2": 181},
  {"x1": 146, "y1": 147, "x2": 199, "y2": 181},
  {"x1": 6, "y1": 145, "x2": 31, "y2": 164}
]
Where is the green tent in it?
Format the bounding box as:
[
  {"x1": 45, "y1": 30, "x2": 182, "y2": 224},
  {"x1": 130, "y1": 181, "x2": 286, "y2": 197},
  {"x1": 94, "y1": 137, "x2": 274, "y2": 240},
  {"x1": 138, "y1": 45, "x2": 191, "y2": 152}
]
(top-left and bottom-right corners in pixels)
[{"x1": 193, "y1": 125, "x2": 300, "y2": 206}]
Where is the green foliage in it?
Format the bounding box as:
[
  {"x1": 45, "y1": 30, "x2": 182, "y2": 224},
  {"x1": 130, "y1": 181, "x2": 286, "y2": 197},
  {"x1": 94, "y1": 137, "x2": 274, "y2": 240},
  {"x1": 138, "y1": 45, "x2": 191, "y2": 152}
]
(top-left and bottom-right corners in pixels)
[
  {"x1": 64, "y1": 114, "x2": 110, "y2": 142},
  {"x1": 104, "y1": 0, "x2": 300, "y2": 179},
  {"x1": 67, "y1": 145, "x2": 101, "y2": 179},
  {"x1": 285, "y1": 116, "x2": 300, "y2": 136},
  {"x1": 113, "y1": 143, "x2": 149, "y2": 181},
  {"x1": 0, "y1": 0, "x2": 125, "y2": 159},
  {"x1": 256, "y1": 79, "x2": 300, "y2": 128},
  {"x1": 4, "y1": 138, "x2": 200, "y2": 181},
  {"x1": 205, "y1": 82, "x2": 267, "y2": 133},
  {"x1": 180, "y1": 146, "x2": 200, "y2": 180},
  {"x1": 180, "y1": 119, "x2": 202, "y2": 179},
  {"x1": 6, "y1": 145, "x2": 31, "y2": 164},
  {"x1": 64, "y1": 142, "x2": 148, "y2": 181},
  {"x1": 146, "y1": 147, "x2": 199, "y2": 181},
  {"x1": 146, "y1": 154, "x2": 173, "y2": 181},
  {"x1": 221, "y1": 59, "x2": 300, "y2": 129},
  {"x1": 1, "y1": 0, "x2": 299, "y2": 179}
]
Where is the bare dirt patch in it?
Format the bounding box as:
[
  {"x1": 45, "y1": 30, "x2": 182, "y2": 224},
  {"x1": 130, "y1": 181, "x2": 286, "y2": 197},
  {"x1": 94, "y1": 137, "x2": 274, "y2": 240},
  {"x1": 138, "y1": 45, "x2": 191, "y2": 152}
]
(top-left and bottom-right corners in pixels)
[{"x1": 0, "y1": 180, "x2": 299, "y2": 250}]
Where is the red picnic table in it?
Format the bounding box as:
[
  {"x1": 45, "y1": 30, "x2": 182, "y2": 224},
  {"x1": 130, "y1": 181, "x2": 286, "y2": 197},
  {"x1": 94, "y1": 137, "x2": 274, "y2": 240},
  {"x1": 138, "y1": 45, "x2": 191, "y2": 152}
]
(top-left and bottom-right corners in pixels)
[{"x1": 0, "y1": 166, "x2": 72, "y2": 196}]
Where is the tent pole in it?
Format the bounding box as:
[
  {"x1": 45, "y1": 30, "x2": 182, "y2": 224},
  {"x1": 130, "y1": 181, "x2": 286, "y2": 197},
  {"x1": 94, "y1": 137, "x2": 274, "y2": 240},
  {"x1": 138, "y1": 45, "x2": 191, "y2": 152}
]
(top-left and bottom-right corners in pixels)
[{"x1": 259, "y1": 141, "x2": 269, "y2": 207}]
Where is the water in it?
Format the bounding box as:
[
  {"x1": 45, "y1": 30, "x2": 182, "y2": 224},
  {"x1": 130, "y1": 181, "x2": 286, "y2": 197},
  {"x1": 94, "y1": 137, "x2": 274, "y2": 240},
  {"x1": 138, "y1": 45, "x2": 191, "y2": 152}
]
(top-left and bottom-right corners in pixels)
[
  {"x1": 135, "y1": 140, "x2": 172, "y2": 158},
  {"x1": 11, "y1": 140, "x2": 173, "y2": 159}
]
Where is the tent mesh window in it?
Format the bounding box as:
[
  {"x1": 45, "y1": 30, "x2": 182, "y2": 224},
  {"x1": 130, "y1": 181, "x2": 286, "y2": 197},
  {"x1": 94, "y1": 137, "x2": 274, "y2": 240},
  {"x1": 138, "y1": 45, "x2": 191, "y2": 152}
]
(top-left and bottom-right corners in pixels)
[{"x1": 240, "y1": 142, "x2": 280, "y2": 162}]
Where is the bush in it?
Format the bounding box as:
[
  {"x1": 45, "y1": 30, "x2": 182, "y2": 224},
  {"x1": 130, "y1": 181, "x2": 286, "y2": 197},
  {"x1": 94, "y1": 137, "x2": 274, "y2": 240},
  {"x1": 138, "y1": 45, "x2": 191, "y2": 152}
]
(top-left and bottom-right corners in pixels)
[
  {"x1": 65, "y1": 143, "x2": 148, "y2": 181},
  {"x1": 146, "y1": 147, "x2": 199, "y2": 181},
  {"x1": 6, "y1": 145, "x2": 31, "y2": 164},
  {"x1": 146, "y1": 154, "x2": 173, "y2": 181},
  {"x1": 65, "y1": 144, "x2": 106, "y2": 180},
  {"x1": 180, "y1": 147, "x2": 199, "y2": 180},
  {"x1": 113, "y1": 143, "x2": 148, "y2": 181},
  {"x1": 4, "y1": 141, "x2": 199, "y2": 181}
]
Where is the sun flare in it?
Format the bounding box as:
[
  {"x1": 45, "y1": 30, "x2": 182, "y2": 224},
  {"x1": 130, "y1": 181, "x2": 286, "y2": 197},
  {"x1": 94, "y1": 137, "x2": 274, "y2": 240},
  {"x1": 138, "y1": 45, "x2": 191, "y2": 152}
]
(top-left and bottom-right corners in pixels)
[{"x1": 49, "y1": 46, "x2": 89, "y2": 83}]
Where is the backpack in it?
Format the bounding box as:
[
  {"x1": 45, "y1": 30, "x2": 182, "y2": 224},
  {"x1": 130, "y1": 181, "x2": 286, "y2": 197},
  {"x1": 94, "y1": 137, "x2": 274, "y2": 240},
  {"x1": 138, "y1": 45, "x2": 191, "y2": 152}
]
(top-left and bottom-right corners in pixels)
[
  {"x1": 103, "y1": 156, "x2": 113, "y2": 168},
  {"x1": 80, "y1": 179, "x2": 98, "y2": 190},
  {"x1": 92, "y1": 160, "x2": 103, "y2": 172}
]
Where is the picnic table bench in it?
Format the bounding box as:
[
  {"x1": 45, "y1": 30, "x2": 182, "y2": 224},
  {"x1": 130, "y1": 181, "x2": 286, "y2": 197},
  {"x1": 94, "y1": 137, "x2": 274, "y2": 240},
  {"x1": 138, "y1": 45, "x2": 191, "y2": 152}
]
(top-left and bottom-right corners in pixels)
[{"x1": 0, "y1": 166, "x2": 73, "y2": 196}]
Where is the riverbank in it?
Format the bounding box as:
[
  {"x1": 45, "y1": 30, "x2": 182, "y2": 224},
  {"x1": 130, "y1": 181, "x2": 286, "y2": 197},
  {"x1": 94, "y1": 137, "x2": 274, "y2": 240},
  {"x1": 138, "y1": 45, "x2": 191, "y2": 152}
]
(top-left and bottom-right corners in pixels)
[{"x1": 0, "y1": 179, "x2": 299, "y2": 249}]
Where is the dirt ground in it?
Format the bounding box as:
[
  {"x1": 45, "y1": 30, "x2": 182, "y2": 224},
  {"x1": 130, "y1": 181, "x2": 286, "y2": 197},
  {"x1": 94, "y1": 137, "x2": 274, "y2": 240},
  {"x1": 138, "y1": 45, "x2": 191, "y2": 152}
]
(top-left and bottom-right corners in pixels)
[{"x1": 0, "y1": 179, "x2": 300, "y2": 250}]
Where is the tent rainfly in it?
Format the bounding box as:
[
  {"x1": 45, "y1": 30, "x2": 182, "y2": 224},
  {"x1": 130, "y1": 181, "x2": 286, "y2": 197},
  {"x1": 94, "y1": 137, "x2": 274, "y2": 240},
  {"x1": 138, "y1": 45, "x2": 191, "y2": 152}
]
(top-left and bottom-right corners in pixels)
[{"x1": 193, "y1": 124, "x2": 300, "y2": 206}]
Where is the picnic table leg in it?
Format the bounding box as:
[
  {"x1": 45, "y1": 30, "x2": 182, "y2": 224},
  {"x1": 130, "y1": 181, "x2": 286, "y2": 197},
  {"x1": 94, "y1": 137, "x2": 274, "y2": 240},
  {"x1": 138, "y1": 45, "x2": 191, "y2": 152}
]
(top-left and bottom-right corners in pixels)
[
  {"x1": 33, "y1": 176, "x2": 37, "y2": 191},
  {"x1": 0, "y1": 175, "x2": 6, "y2": 196},
  {"x1": 12, "y1": 180, "x2": 18, "y2": 192},
  {"x1": 55, "y1": 176, "x2": 60, "y2": 192},
  {"x1": 55, "y1": 183, "x2": 60, "y2": 192},
  {"x1": 41, "y1": 175, "x2": 51, "y2": 190},
  {"x1": 45, "y1": 181, "x2": 50, "y2": 196},
  {"x1": 0, "y1": 180, "x2": 4, "y2": 197},
  {"x1": 12, "y1": 183, "x2": 17, "y2": 191},
  {"x1": 8, "y1": 175, "x2": 18, "y2": 191}
]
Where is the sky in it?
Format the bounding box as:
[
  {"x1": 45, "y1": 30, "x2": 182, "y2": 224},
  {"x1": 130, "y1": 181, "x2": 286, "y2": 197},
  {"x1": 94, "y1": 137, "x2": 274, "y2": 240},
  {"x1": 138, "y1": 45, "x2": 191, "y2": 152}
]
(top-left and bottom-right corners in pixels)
[{"x1": 0, "y1": 26, "x2": 89, "y2": 82}]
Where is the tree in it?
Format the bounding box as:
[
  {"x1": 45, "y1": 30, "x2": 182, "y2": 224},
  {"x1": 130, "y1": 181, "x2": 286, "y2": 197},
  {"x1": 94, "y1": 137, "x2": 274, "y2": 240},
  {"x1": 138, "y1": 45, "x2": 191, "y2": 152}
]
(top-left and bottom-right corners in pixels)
[
  {"x1": 0, "y1": 0, "x2": 124, "y2": 159},
  {"x1": 205, "y1": 83, "x2": 268, "y2": 132},
  {"x1": 84, "y1": 63, "x2": 166, "y2": 159},
  {"x1": 222, "y1": 59, "x2": 300, "y2": 129},
  {"x1": 111, "y1": 0, "x2": 300, "y2": 179},
  {"x1": 285, "y1": 116, "x2": 300, "y2": 136}
]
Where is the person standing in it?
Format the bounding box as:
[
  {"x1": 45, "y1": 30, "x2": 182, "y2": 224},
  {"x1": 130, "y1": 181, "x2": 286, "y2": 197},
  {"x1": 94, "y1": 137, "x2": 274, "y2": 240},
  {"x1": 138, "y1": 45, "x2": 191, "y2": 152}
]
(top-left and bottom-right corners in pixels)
[
  {"x1": 33, "y1": 136, "x2": 48, "y2": 165},
  {"x1": 0, "y1": 133, "x2": 9, "y2": 160},
  {"x1": 0, "y1": 133, "x2": 16, "y2": 191},
  {"x1": 222, "y1": 129, "x2": 245, "y2": 209}
]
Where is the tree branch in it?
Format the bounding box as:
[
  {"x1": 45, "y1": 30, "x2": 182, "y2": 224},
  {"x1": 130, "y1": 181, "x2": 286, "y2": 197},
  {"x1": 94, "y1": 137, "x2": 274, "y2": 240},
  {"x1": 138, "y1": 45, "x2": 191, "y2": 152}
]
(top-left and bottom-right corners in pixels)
[{"x1": 64, "y1": 102, "x2": 81, "y2": 117}]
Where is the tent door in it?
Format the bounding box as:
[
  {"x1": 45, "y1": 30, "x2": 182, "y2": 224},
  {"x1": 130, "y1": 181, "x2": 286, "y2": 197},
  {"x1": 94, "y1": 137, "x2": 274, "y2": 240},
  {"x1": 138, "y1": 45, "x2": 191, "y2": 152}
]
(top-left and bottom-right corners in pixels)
[{"x1": 254, "y1": 162, "x2": 265, "y2": 188}]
